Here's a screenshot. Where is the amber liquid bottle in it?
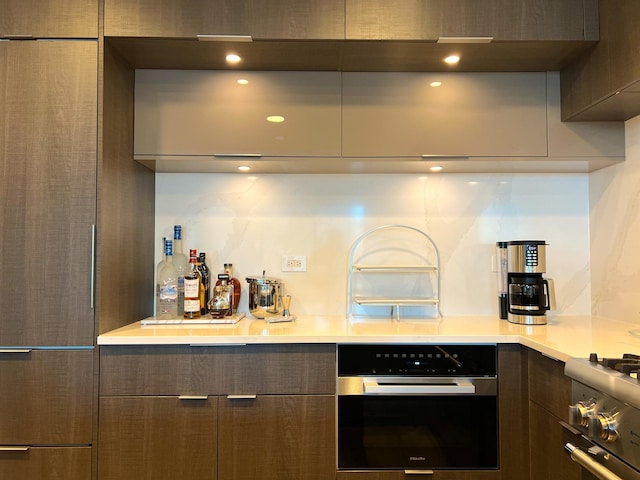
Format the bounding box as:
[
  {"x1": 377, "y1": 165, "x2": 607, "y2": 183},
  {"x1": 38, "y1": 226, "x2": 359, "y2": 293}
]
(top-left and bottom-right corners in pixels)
[{"x1": 216, "y1": 263, "x2": 241, "y2": 313}]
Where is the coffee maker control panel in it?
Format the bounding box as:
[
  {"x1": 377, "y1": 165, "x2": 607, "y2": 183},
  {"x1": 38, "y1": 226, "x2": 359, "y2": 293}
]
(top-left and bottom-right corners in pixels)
[{"x1": 525, "y1": 244, "x2": 539, "y2": 266}]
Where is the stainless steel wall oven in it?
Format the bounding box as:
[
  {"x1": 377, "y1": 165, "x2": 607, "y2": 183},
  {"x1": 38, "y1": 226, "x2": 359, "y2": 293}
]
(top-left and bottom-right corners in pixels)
[{"x1": 337, "y1": 344, "x2": 499, "y2": 473}]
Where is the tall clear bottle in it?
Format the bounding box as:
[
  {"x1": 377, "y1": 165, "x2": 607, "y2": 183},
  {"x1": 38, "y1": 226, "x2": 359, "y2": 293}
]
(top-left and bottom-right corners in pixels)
[
  {"x1": 156, "y1": 239, "x2": 178, "y2": 319},
  {"x1": 172, "y1": 225, "x2": 189, "y2": 315},
  {"x1": 155, "y1": 236, "x2": 167, "y2": 300},
  {"x1": 183, "y1": 249, "x2": 201, "y2": 319},
  {"x1": 197, "y1": 252, "x2": 210, "y2": 315}
]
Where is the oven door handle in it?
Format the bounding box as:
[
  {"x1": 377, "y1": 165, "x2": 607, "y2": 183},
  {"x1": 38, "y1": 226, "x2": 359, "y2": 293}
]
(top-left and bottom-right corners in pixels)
[
  {"x1": 565, "y1": 443, "x2": 624, "y2": 480},
  {"x1": 362, "y1": 379, "x2": 475, "y2": 395}
]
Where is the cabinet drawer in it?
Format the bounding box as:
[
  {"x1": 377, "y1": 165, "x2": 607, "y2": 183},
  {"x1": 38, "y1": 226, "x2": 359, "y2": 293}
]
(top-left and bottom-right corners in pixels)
[
  {"x1": 0, "y1": 350, "x2": 93, "y2": 444},
  {"x1": 98, "y1": 396, "x2": 217, "y2": 480},
  {"x1": 0, "y1": 446, "x2": 91, "y2": 480},
  {"x1": 0, "y1": 0, "x2": 98, "y2": 38},
  {"x1": 100, "y1": 344, "x2": 336, "y2": 395},
  {"x1": 528, "y1": 349, "x2": 571, "y2": 419}
]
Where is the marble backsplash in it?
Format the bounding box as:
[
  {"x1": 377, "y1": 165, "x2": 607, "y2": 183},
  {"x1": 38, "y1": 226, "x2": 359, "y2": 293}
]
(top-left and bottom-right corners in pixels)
[
  {"x1": 590, "y1": 115, "x2": 640, "y2": 323},
  {"x1": 156, "y1": 171, "x2": 591, "y2": 318}
]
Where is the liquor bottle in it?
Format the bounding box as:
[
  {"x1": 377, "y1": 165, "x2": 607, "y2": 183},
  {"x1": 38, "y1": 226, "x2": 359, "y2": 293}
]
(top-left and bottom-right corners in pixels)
[
  {"x1": 173, "y1": 225, "x2": 189, "y2": 315},
  {"x1": 156, "y1": 239, "x2": 178, "y2": 319},
  {"x1": 155, "y1": 236, "x2": 167, "y2": 299},
  {"x1": 209, "y1": 274, "x2": 234, "y2": 318},
  {"x1": 216, "y1": 263, "x2": 241, "y2": 312},
  {"x1": 183, "y1": 249, "x2": 201, "y2": 319},
  {"x1": 197, "y1": 252, "x2": 210, "y2": 315}
]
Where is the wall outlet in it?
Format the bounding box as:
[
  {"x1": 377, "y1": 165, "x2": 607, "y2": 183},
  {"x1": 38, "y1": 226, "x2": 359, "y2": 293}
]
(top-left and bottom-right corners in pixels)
[{"x1": 282, "y1": 255, "x2": 307, "y2": 272}]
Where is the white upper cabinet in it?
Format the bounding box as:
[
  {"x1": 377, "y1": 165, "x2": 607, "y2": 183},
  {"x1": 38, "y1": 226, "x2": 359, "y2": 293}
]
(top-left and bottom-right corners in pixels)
[
  {"x1": 134, "y1": 70, "x2": 342, "y2": 158},
  {"x1": 342, "y1": 72, "x2": 548, "y2": 158}
]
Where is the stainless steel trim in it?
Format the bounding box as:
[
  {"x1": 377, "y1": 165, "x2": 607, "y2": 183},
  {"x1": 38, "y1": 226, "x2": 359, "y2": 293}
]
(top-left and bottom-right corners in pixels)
[
  {"x1": 90, "y1": 224, "x2": 96, "y2": 309},
  {"x1": 421, "y1": 154, "x2": 469, "y2": 159},
  {"x1": 0, "y1": 446, "x2": 30, "y2": 452},
  {"x1": 178, "y1": 395, "x2": 208, "y2": 400},
  {"x1": 197, "y1": 34, "x2": 253, "y2": 42},
  {"x1": 227, "y1": 395, "x2": 257, "y2": 400},
  {"x1": 437, "y1": 36, "x2": 493, "y2": 44},
  {"x1": 338, "y1": 376, "x2": 497, "y2": 396},
  {"x1": 565, "y1": 443, "x2": 624, "y2": 480},
  {"x1": 363, "y1": 378, "x2": 475, "y2": 395},
  {"x1": 0, "y1": 349, "x2": 32, "y2": 354},
  {"x1": 405, "y1": 470, "x2": 434, "y2": 476},
  {"x1": 213, "y1": 153, "x2": 262, "y2": 158},
  {"x1": 189, "y1": 343, "x2": 247, "y2": 347}
]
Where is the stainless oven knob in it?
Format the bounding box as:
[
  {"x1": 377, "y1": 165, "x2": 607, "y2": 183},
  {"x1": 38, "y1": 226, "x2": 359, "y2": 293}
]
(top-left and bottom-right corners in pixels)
[
  {"x1": 590, "y1": 412, "x2": 618, "y2": 442},
  {"x1": 569, "y1": 400, "x2": 595, "y2": 427}
]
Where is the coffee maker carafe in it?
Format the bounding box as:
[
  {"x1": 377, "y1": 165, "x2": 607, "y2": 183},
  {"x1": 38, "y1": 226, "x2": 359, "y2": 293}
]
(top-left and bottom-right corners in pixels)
[{"x1": 507, "y1": 240, "x2": 555, "y2": 325}]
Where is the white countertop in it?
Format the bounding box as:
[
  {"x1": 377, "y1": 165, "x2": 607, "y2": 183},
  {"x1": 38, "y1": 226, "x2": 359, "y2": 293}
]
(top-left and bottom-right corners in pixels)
[{"x1": 97, "y1": 315, "x2": 640, "y2": 362}]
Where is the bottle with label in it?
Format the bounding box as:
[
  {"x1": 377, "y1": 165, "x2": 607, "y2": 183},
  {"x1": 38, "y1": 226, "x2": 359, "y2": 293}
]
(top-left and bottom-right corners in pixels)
[
  {"x1": 215, "y1": 263, "x2": 241, "y2": 312},
  {"x1": 183, "y1": 249, "x2": 201, "y2": 319},
  {"x1": 155, "y1": 236, "x2": 167, "y2": 300},
  {"x1": 156, "y1": 239, "x2": 178, "y2": 319},
  {"x1": 173, "y1": 225, "x2": 189, "y2": 315},
  {"x1": 209, "y1": 274, "x2": 234, "y2": 318},
  {"x1": 197, "y1": 252, "x2": 210, "y2": 315}
]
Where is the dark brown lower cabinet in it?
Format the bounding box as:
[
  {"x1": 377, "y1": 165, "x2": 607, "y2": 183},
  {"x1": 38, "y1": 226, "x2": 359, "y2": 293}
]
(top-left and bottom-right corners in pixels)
[
  {"x1": 218, "y1": 395, "x2": 335, "y2": 480},
  {"x1": 98, "y1": 396, "x2": 217, "y2": 480},
  {"x1": 0, "y1": 446, "x2": 91, "y2": 480},
  {"x1": 527, "y1": 349, "x2": 582, "y2": 480}
]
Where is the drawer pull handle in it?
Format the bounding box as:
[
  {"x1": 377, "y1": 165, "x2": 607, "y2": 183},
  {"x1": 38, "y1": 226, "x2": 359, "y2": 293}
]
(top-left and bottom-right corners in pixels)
[
  {"x1": 227, "y1": 394, "x2": 257, "y2": 400},
  {"x1": 178, "y1": 395, "x2": 208, "y2": 400},
  {"x1": 0, "y1": 446, "x2": 30, "y2": 452},
  {"x1": 0, "y1": 349, "x2": 32, "y2": 354}
]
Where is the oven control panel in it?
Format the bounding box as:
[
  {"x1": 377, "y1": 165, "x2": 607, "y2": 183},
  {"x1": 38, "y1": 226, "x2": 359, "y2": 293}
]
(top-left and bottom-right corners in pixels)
[{"x1": 338, "y1": 344, "x2": 497, "y2": 377}]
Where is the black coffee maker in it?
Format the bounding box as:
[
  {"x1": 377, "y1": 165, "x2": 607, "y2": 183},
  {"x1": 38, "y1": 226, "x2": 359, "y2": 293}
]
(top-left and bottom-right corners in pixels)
[{"x1": 506, "y1": 240, "x2": 555, "y2": 325}]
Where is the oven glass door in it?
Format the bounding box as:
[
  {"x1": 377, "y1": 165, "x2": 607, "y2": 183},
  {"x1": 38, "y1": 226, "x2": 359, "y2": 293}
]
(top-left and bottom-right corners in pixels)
[{"x1": 338, "y1": 395, "x2": 498, "y2": 470}]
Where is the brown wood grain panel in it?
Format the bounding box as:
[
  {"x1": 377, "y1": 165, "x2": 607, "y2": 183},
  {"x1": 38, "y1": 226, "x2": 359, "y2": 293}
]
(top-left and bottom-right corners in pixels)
[
  {"x1": 0, "y1": 0, "x2": 98, "y2": 38},
  {"x1": 0, "y1": 41, "x2": 97, "y2": 346},
  {"x1": 0, "y1": 350, "x2": 93, "y2": 444},
  {"x1": 346, "y1": 0, "x2": 589, "y2": 41},
  {"x1": 105, "y1": 0, "x2": 344, "y2": 39},
  {"x1": 100, "y1": 344, "x2": 336, "y2": 395},
  {"x1": 498, "y1": 344, "x2": 529, "y2": 480},
  {"x1": 0, "y1": 447, "x2": 91, "y2": 480},
  {"x1": 528, "y1": 348, "x2": 571, "y2": 419},
  {"x1": 218, "y1": 395, "x2": 335, "y2": 480},
  {"x1": 529, "y1": 402, "x2": 582, "y2": 480},
  {"x1": 98, "y1": 396, "x2": 217, "y2": 480},
  {"x1": 97, "y1": 41, "x2": 155, "y2": 335}
]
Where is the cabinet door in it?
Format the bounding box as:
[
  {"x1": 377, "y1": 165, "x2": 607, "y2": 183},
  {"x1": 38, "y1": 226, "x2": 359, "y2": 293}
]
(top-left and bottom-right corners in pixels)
[
  {"x1": 342, "y1": 72, "x2": 547, "y2": 158},
  {"x1": 218, "y1": 395, "x2": 335, "y2": 480},
  {"x1": 0, "y1": 350, "x2": 93, "y2": 444},
  {"x1": 346, "y1": 0, "x2": 590, "y2": 41},
  {"x1": 0, "y1": 0, "x2": 98, "y2": 38},
  {"x1": 98, "y1": 396, "x2": 217, "y2": 480},
  {"x1": 135, "y1": 70, "x2": 342, "y2": 158},
  {"x1": 105, "y1": 0, "x2": 344, "y2": 39},
  {"x1": 0, "y1": 447, "x2": 91, "y2": 480},
  {"x1": 529, "y1": 403, "x2": 582, "y2": 480},
  {"x1": 0, "y1": 41, "x2": 97, "y2": 346}
]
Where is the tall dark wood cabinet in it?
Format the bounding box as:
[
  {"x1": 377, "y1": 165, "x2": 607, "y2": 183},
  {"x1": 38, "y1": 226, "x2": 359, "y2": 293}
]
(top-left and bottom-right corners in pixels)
[{"x1": 0, "y1": 39, "x2": 97, "y2": 480}]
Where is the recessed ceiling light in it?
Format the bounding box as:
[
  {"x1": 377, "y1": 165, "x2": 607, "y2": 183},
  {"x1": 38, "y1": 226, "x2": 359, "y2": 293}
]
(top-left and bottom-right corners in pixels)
[
  {"x1": 430, "y1": 81, "x2": 442, "y2": 87},
  {"x1": 444, "y1": 55, "x2": 460, "y2": 65},
  {"x1": 237, "y1": 165, "x2": 251, "y2": 172},
  {"x1": 226, "y1": 54, "x2": 241, "y2": 64},
  {"x1": 266, "y1": 115, "x2": 285, "y2": 123},
  {"x1": 429, "y1": 166, "x2": 444, "y2": 172},
  {"x1": 237, "y1": 79, "x2": 249, "y2": 85}
]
